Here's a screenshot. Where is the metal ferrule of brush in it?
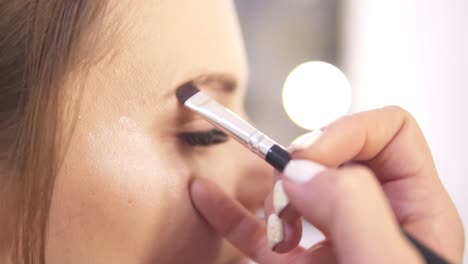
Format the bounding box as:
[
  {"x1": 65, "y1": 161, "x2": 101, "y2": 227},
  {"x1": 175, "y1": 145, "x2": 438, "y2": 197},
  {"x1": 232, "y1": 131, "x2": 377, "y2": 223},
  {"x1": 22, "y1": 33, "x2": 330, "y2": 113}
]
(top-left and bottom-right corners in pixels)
[{"x1": 184, "y1": 92, "x2": 276, "y2": 158}]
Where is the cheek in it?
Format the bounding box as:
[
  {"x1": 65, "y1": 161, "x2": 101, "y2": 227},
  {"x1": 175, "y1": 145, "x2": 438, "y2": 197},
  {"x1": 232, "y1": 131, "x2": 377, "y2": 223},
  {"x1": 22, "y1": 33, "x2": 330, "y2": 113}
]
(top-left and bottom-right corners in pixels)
[{"x1": 46, "y1": 122, "x2": 221, "y2": 263}]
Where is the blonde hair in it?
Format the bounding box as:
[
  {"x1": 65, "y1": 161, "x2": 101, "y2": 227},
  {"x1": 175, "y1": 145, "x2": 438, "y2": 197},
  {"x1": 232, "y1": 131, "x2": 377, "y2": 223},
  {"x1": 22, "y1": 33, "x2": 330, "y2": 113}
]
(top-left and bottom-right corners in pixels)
[{"x1": 0, "y1": 1, "x2": 109, "y2": 263}]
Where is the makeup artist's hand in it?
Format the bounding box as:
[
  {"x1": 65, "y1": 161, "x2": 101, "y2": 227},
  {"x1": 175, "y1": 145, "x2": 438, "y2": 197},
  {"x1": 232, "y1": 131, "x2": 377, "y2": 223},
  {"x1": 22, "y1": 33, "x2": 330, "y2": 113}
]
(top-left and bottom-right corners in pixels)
[{"x1": 190, "y1": 106, "x2": 464, "y2": 264}]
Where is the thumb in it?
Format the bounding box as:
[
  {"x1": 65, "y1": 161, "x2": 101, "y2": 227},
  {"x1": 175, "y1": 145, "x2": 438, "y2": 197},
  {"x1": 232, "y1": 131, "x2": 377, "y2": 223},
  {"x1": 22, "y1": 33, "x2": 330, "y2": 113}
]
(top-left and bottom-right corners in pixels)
[{"x1": 282, "y1": 160, "x2": 422, "y2": 264}]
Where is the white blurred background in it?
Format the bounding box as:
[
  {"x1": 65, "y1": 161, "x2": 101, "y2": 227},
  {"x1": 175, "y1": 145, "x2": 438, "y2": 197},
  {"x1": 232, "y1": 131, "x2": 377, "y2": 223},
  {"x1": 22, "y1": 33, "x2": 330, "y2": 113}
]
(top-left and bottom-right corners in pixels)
[{"x1": 235, "y1": 0, "x2": 468, "y2": 262}]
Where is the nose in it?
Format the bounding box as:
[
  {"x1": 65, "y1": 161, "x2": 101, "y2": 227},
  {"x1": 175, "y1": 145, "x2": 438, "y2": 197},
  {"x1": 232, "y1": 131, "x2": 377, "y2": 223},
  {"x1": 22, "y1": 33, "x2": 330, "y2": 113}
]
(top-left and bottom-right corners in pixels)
[{"x1": 232, "y1": 144, "x2": 275, "y2": 212}]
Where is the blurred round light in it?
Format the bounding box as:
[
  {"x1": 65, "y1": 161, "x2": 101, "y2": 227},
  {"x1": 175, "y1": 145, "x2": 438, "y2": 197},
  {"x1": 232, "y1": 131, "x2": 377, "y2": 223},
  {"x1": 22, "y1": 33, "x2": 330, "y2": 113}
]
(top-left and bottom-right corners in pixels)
[{"x1": 282, "y1": 61, "x2": 352, "y2": 130}]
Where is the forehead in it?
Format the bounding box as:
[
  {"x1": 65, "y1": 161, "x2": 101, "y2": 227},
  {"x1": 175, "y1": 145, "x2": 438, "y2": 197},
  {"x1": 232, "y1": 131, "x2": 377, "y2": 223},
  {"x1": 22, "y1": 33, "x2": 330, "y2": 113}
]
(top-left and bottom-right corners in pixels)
[{"x1": 104, "y1": 0, "x2": 248, "y2": 98}]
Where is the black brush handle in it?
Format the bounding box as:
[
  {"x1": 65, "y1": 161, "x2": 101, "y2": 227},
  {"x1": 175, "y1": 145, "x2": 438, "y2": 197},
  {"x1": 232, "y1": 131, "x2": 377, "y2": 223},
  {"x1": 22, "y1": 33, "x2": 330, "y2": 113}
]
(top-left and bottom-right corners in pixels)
[{"x1": 403, "y1": 230, "x2": 451, "y2": 264}]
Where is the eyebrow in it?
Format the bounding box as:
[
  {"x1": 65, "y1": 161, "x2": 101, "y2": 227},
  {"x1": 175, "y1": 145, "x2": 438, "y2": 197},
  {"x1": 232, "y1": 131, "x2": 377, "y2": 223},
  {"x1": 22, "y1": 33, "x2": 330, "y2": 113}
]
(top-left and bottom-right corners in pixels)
[
  {"x1": 164, "y1": 72, "x2": 238, "y2": 100},
  {"x1": 192, "y1": 73, "x2": 238, "y2": 93},
  {"x1": 161, "y1": 73, "x2": 239, "y2": 106}
]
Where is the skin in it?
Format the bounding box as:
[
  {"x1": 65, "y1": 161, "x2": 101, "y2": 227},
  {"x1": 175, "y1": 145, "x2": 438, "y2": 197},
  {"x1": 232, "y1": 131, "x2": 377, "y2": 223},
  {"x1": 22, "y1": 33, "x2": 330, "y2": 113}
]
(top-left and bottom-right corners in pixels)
[
  {"x1": 1, "y1": 1, "x2": 462, "y2": 263},
  {"x1": 191, "y1": 106, "x2": 465, "y2": 263},
  {"x1": 43, "y1": 0, "x2": 273, "y2": 263}
]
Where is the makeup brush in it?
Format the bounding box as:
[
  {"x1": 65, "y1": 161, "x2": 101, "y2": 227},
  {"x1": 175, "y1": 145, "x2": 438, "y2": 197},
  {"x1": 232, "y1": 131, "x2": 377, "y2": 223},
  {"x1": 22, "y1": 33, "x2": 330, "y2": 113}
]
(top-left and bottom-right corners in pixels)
[
  {"x1": 176, "y1": 83, "x2": 291, "y2": 172},
  {"x1": 176, "y1": 84, "x2": 451, "y2": 264}
]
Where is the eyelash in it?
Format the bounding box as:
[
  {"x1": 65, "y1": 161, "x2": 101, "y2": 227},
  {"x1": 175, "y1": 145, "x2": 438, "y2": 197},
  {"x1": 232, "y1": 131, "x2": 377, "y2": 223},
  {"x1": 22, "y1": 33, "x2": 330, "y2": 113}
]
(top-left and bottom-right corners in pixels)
[{"x1": 179, "y1": 129, "x2": 229, "y2": 147}]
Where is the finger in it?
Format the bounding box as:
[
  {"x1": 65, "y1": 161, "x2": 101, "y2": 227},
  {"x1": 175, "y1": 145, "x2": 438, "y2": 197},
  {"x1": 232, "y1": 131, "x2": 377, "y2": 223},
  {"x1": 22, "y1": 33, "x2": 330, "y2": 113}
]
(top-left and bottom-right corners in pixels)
[
  {"x1": 291, "y1": 106, "x2": 434, "y2": 182},
  {"x1": 263, "y1": 181, "x2": 302, "y2": 253},
  {"x1": 287, "y1": 106, "x2": 463, "y2": 261},
  {"x1": 283, "y1": 163, "x2": 424, "y2": 263},
  {"x1": 190, "y1": 177, "x2": 316, "y2": 264},
  {"x1": 271, "y1": 180, "x2": 301, "y2": 222},
  {"x1": 306, "y1": 241, "x2": 337, "y2": 264}
]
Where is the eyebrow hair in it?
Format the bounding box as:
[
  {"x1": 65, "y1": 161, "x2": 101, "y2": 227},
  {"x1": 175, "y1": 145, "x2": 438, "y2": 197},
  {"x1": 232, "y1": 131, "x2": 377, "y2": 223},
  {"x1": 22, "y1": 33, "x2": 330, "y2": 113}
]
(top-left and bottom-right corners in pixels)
[
  {"x1": 164, "y1": 72, "x2": 239, "y2": 101},
  {"x1": 192, "y1": 73, "x2": 238, "y2": 93}
]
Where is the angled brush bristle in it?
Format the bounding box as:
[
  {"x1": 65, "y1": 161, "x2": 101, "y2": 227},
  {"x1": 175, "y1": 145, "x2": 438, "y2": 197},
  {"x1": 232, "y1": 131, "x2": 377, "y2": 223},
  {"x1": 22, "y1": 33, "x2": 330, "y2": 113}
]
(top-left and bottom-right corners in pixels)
[{"x1": 176, "y1": 84, "x2": 200, "y2": 104}]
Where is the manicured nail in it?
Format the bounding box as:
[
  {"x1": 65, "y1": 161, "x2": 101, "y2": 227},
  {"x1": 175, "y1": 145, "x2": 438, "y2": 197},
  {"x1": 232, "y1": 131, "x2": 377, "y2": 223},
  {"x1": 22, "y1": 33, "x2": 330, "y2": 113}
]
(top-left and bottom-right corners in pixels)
[
  {"x1": 283, "y1": 159, "x2": 327, "y2": 184},
  {"x1": 273, "y1": 180, "x2": 289, "y2": 215},
  {"x1": 288, "y1": 130, "x2": 323, "y2": 152},
  {"x1": 267, "y1": 214, "x2": 284, "y2": 249}
]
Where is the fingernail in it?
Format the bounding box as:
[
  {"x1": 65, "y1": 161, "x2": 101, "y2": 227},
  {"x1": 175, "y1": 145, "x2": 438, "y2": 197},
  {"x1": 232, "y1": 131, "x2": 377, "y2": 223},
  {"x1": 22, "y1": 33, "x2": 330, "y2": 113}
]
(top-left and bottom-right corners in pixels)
[
  {"x1": 267, "y1": 214, "x2": 284, "y2": 249},
  {"x1": 273, "y1": 180, "x2": 289, "y2": 215},
  {"x1": 283, "y1": 159, "x2": 327, "y2": 184},
  {"x1": 288, "y1": 130, "x2": 323, "y2": 152}
]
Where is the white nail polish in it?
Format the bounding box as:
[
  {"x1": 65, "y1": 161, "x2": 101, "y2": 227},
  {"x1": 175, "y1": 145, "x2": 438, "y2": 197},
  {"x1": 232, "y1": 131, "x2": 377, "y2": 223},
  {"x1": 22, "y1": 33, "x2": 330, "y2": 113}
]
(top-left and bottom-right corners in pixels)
[
  {"x1": 288, "y1": 130, "x2": 323, "y2": 152},
  {"x1": 283, "y1": 159, "x2": 327, "y2": 184},
  {"x1": 267, "y1": 214, "x2": 284, "y2": 249},
  {"x1": 273, "y1": 180, "x2": 289, "y2": 215}
]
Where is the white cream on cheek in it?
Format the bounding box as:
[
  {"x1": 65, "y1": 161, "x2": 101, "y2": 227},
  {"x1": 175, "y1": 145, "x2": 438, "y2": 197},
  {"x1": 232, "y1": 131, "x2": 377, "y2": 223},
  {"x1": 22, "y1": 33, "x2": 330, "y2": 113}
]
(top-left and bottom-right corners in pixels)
[
  {"x1": 50, "y1": 113, "x2": 214, "y2": 262},
  {"x1": 84, "y1": 115, "x2": 189, "y2": 206}
]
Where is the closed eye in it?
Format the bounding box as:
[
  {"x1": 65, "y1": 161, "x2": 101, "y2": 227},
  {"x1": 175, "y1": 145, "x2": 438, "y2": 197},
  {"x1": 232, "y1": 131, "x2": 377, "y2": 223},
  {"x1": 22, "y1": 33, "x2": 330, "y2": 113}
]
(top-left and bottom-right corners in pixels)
[{"x1": 179, "y1": 129, "x2": 229, "y2": 147}]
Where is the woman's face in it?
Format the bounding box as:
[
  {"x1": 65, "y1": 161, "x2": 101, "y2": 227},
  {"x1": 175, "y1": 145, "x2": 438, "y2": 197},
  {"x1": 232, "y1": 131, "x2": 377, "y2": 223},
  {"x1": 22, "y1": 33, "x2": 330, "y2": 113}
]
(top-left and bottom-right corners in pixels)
[{"x1": 47, "y1": 1, "x2": 273, "y2": 263}]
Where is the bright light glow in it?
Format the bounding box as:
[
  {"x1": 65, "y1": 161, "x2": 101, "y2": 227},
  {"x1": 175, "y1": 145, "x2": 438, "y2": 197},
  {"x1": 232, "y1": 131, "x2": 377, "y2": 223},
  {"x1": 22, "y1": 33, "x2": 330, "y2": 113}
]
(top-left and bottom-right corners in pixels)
[{"x1": 282, "y1": 61, "x2": 352, "y2": 130}]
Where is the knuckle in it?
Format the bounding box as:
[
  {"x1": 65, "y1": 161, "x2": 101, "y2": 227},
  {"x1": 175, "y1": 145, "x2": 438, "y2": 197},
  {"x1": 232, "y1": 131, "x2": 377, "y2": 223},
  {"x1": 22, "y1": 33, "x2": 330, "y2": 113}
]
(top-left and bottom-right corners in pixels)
[
  {"x1": 328, "y1": 166, "x2": 381, "y2": 219},
  {"x1": 385, "y1": 105, "x2": 417, "y2": 122},
  {"x1": 333, "y1": 112, "x2": 359, "y2": 127},
  {"x1": 334, "y1": 166, "x2": 376, "y2": 197},
  {"x1": 385, "y1": 105, "x2": 409, "y2": 116}
]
